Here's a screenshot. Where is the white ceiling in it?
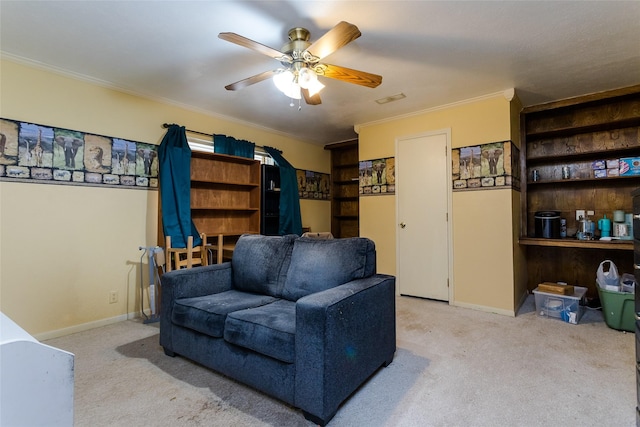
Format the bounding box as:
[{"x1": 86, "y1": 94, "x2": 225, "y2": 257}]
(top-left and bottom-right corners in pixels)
[{"x1": 1, "y1": 1, "x2": 639, "y2": 145}]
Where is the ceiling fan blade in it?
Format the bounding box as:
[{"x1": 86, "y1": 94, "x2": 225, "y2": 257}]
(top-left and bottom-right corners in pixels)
[
  {"x1": 320, "y1": 64, "x2": 382, "y2": 88},
  {"x1": 219, "y1": 32, "x2": 292, "y2": 63},
  {"x1": 305, "y1": 21, "x2": 361, "y2": 60},
  {"x1": 225, "y1": 70, "x2": 277, "y2": 91},
  {"x1": 302, "y1": 89, "x2": 322, "y2": 105}
]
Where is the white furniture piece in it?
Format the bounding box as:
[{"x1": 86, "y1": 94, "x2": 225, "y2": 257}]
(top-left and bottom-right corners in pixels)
[{"x1": 0, "y1": 312, "x2": 74, "y2": 426}]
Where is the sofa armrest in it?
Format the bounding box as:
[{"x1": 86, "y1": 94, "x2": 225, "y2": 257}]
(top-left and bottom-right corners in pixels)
[
  {"x1": 160, "y1": 263, "x2": 233, "y2": 352},
  {"x1": 161, "y1": 263, "x2": 233, "y2": 300},
  {"x1": 294, "y1": 274, "x2": 396, "y2": 424}
]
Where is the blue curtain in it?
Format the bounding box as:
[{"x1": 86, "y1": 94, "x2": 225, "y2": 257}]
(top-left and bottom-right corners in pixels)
[
  {"x1": 263, "y1": 147, "x2": 303, "y2": 236},
  {"x1": 214, "y1": 134, "x2": 255, "y2": 159},
  {"x1": 158, "y1": 125, "x2": 201, "y2": 248}
]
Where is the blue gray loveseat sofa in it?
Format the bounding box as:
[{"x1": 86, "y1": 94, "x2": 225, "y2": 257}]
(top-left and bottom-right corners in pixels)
[{"x1": 160, "y1": 234, "x2": 396, "y2": 425}]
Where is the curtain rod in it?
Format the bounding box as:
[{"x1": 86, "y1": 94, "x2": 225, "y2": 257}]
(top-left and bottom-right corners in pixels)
[{"x1": 162, "y1": 123, "x2": 278, "y2": 152}]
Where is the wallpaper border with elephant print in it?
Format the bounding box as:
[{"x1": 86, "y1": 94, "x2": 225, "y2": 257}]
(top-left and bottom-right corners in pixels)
[
  {"x1": 359, "y1": 157, "x2": 395, "y2": 196},
  {"x1": 296, "y1": 169, "x2": 330, "y2": 200},
  {"x1": 0, "y1": 118, "x2": 158, "y2": 190},
  {"x1": 452, "y1": 140, "x2": 521, "y2": 192}
]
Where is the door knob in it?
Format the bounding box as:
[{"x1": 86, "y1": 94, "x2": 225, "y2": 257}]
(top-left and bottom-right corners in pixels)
[
  {"x1": 399, "y1": 222, "x2": 406, "y2": 228},
  {"x1": 634, "y1": 264, "x2": 640, "y2": 270},
  {"x1": 634, "y1": 214, "x2": 640, "y2": 220}
]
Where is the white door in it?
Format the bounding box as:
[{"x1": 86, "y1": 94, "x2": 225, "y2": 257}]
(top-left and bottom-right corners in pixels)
[{"x1": 396, "y1": 131, "x2": 451, "y2": 300}]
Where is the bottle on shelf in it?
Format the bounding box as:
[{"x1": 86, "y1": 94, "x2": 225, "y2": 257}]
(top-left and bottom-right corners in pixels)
[{"x1": 598, "y1": 215, "x2": 612, "y2": 239}]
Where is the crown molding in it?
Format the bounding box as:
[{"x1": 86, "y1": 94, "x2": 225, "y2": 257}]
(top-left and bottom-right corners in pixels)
[
  {"x1": 354, "y1": 89, "x2": 515, "y2": 133},
  {"x1": 1, "y1": 52, "x2": 319, "y2": 146}
]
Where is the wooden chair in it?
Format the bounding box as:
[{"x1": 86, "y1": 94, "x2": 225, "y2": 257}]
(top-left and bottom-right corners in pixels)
[
  {"x1": 201, "y1": 234, "x2": 239, "y2": 264},
  {"x1": 165, "y1": 233, "x2": 208, "y2": 272}
]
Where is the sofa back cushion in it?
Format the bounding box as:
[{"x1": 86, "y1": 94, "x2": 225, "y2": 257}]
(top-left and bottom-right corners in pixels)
[
  {"x1": 232, "y1": 234, "x2": 296, "y2": 297},
  {"x1": 282, "y1": 237, "x2": 376, "y2": 301}
]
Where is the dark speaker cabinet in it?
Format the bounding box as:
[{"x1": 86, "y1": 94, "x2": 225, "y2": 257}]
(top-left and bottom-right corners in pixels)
[{"x1": 261, "y1": 164, "x2": 281, "y2": 235}]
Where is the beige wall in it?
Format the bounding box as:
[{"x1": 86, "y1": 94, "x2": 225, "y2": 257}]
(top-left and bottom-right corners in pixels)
[
  {"x1": 0, "y1": 59, "x2": 330, "y2": 338},
  {"x1": 358, "y1": 92, "x2": 524, "y2": 315}
]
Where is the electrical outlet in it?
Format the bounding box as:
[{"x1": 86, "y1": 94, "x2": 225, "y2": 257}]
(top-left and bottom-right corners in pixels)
[
  {"x1": 576, "y1": 209, "x2": 585, "y2": 220},
  {"x1": 109, "y1": 291, "x2": 118, "y2": 304}
]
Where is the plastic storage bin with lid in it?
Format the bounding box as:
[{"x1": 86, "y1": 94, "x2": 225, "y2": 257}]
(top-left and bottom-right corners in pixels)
[
  {"x1": 533, "y1": 285, "x2": 587, "y2": 325},
  {"x1": 596, "y1": 260, "x2": 635, "y2": 332}
]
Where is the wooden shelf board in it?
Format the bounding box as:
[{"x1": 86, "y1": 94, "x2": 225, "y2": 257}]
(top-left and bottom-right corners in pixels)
[
  {"x1": 324, "y1": 140, "x2": 357, "y2": 150},
  {"x1": 191, "y1": 180, "x2": 259, "y2": 187},
  {"x1": 527, "y1": 146, "x2": 640, "y2": 164},
  {"x1": 525, "y1": 117, "x2": 640, "y2": 140},
  {"x1": 527, "y1": 175, "x2": 640, "y2": 185},
  {"x1": 520, "y1": 237, "x2": 633, "y2": 250},
  {"x1": 191, "y1": 151, "x2": 257, "y2": 164},
  {"x1": 191, "y1": 207, "x2": 259, "y2": 211},
  {"x1": 522, "y1": 85, "x2": 640, "y2": 113}
]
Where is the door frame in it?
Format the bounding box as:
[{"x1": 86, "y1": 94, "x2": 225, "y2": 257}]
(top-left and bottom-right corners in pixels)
[{"x1": 395, "y1": 128, "x2": 454, "y2": 302}]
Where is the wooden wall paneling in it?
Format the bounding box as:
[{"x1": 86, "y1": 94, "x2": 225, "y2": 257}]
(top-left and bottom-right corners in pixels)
[{"x1": 526, "y1": 246, "x2": 633, "y2": 299}]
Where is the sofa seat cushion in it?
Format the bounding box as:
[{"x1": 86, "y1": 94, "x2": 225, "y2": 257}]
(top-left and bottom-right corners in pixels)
[
  {"x1": 224, "y1": 299, "x2": 296, "y2": 364},
  {"x1": 282, "y1": 237, "x2": 377, "y2": 301},
  {"x1": 172, "y1": 290, "x2": 277, "y2": 338}
]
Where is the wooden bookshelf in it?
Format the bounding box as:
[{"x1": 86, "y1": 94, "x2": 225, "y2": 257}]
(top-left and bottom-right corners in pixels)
[
  {"x1": 521, "y1": 85, "x2": 640, "y2": 296},
  {"x1": 159, "y1": 151, "x2": 261, "y2": 263},
  {"x1": 325, "y1": 140, "x2": 359, "y2": 238}
]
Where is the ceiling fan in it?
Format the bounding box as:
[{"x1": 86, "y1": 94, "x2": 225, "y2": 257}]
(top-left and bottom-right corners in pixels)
[{"x1": 218, "y1": 21, "x2": 382, "y2": 105}]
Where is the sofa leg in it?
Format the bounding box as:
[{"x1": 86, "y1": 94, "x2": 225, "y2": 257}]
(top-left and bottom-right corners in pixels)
[
  {"x1": 302, "y1": 410, "x2": 330, "y2": 426},
  {"x1": 163, "y1": 347, "x2": 176, "y2": 357},
  {"x1": 383, "y1": 353, "x2": 395, "y2": 367}
]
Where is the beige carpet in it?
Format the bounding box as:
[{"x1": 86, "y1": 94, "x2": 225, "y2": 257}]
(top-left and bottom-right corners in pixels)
[{"x1": 45, "y1": 295, "x2": 636, "y2": 426}]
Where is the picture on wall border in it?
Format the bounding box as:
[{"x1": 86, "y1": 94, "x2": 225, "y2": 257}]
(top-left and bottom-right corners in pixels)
[
  {"x1": 296, "y1": 169, "x2": 330, "y2": 200},
  {"x1": 0, "y1": 118, "x2": 158, "y2": 189},
  {"x1": 359, "y1": 157, "x2": 395, "y2": 195},
  {"x1": 451, "y1": 140, "x2": 520, "y2": 191}
]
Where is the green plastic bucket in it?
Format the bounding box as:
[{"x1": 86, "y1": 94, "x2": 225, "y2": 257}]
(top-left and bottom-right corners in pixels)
[{"x1": 597, "y1": 286, "x2": 635, "y2": 332}]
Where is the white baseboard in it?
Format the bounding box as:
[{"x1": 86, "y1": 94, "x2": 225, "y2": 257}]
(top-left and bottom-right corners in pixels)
[{"x1": 34, "y1": 312, "x2": 141, "y2": 341}]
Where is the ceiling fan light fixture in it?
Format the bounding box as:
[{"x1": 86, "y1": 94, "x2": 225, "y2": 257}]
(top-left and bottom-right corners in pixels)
[
  {"x1": 273, "y1": 69, "x2": 302, "y2": 100},
  {"x1": 284, "y1": 84, "x2": 302, "y2": 100},
  {"x1": 297, "y1": 67, "x2": 325, "y2": 96},
  {"x1": 273, "y1": 69, "x2": 294, "y2": 92},
  {"x1": 307, "y1": 78, "x2": 325, "y2": 97},
  {"x1": 297, "y1": 67, "x2": 316, "y2": 89}
]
